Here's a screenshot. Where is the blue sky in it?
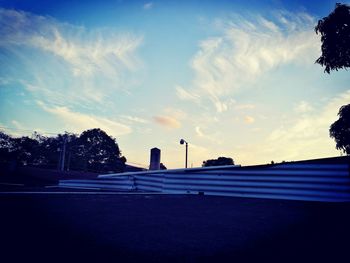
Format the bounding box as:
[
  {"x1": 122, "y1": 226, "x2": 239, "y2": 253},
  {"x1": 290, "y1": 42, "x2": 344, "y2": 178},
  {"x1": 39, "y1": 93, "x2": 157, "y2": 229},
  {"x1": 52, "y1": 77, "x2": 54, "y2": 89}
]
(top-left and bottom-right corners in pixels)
[{"x1": 0, "y1": 0, "x2": 349, "y2": 168}]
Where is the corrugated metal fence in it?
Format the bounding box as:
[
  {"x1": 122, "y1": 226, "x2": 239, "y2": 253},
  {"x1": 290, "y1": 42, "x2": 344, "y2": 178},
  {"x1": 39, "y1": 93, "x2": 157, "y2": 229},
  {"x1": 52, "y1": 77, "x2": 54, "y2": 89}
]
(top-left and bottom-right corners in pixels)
[
  {"x1": 59, "y1": 176, "x2": 135, "y2": 191},
  {"x1": 59, "y1": 157, "x2": 350, "y2": 202}
]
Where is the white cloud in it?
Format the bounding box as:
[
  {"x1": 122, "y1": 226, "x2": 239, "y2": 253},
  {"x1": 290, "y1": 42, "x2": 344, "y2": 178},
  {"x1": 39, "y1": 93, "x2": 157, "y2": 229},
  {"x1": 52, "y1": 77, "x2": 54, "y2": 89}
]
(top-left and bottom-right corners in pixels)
[
  {"x1": 294, "y1": 100, "x2": 314, "y2": 113},
  {"x1": 235, "y1": 90, "x2": 350, "y2": 164},
  {"x1": 37, "y1": 101, "x2": 132, "y2": 137},
  {"x1": 121, "y1": 115, "x2": 149, "y2": 124},
  {"x1": 163, "y1": 108, "x2": 187, "y2": 120},
  {"x1": 143, "y1": 2, "x2": 153, "y2": 10},
  {"x1": 234, "y1": 103, "x2": 256, "y2": 110},
  {"x1": 0, "y1": 8, "x2": 143, "y2": 106},
  {"x1": 0, "y1": 9, "x2": 142, "y2": 77},
  {"x1": 195, "y1": 126, "x2": 204, "y2": 137},
  {"x1": 0, "y1": 77, "x2": 11, "y2": 86},
  {"x1": 175, "y1": 85, "x2": 200, "y2": 103},
  {"x1": 195, "y1": 126, "x2": 222, "y2": 144},
  {"x1": 11, "y1": 120, "x2": 25, "y2": 130},
  {"x1": 179, "y1": 11, "x2": 320, "y2": 112},
  {"x1": 259, "y1": 16, "x2": 279, "y2": 32}
]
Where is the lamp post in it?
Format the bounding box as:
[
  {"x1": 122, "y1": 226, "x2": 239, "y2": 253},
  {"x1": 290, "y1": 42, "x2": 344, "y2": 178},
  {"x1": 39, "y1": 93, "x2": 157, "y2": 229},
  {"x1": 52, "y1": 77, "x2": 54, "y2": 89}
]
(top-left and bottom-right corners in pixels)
[{"x1": 180, "y1": 139, "x2": 188, "y2": 168}]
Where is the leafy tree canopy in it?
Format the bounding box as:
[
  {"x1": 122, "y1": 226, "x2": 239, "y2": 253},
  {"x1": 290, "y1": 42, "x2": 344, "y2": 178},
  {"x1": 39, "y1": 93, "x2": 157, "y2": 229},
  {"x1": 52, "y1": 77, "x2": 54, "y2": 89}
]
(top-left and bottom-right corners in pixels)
[
  {"x1": 330, "y1": 104, "x2": 350, "y2": 154},
  {"x1": 315, "y1": 3, "x2": 350, "y2": 73},
  {"x1": 0, "y1": 128, "x2": 126, "y2": 172},
  {"x1": 202, "y1": 157, "x2": 234, "y2": 167},
  {"x1": 78, "y1": 128, "x2": 123, "y2": 171}
]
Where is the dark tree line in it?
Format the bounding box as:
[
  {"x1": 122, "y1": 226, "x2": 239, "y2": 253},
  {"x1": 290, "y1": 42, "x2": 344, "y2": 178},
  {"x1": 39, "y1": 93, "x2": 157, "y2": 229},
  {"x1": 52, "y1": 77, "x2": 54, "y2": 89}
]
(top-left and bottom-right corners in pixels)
[
  {"x1": 0, "y1": 128, "x2": 126, "y2": 173},
  {"x1": 315, "y1": 3, "x2": 350, "y2": 73},
  {"x1": 314, "y1": 3, "x2": 350, "y2": 155},
  {"x1": 330, "y1": 104, "x2": 350, "y2": 155},
  {"x1": 202, "y1": 157, "x2": 234, "y2": 167}
]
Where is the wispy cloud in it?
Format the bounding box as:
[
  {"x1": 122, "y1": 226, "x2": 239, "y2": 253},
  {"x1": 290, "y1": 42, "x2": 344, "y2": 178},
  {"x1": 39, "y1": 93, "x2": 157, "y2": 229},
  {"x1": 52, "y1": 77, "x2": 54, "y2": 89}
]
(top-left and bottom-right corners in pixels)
[
  {"x1": 0, "y1": 9, "x2": 142, "y2": 76},
  {"x1": 0, "y1": 8, "x2": 143, "y2": 107},
  {"x1": 294, "y1": 100, "x2": 314, "y2": 113},
  {"x1": 175, "y1": 85, "x2": 200, "y2": 103},
  {"x1": 234, "y1": 103, "x2": 256, "y2": 110},
  {"x1": 37, "y1": 101, "x2": 132, "y2": 137},
  {"x1": 195, "y1": 126, "x2": 222, "y2": 144},
  {"x1": 122, "y1": 115, "x2": 149, "y2": 124},
  {"x1": 178, "y1": 11, "x2": 320, "y2": 112},
  {"x1": 236, "y1": 90, "x2": 350, "y2": 164},
  {"x1": 11, "y1": 120, "x2": 25, "y2": 130},
  {"x1": 153, "y1": 116, "x2": 181, "y2": 129},
  {"x1": 143, "y1": 2, "x2": 154, "y2": 10},
  {"x1": 163, "y1": 107, "x2": 187, "y2": 120}
]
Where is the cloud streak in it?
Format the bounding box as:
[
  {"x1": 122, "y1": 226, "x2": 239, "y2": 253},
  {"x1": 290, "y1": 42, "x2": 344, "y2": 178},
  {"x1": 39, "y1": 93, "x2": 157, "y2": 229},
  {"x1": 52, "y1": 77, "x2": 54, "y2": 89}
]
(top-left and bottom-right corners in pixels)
[
  {"x1": 236, "y1": 90, "x2": 350, "y2": 164},
  {"x1": 0, "y1": 8, "x2": 142, "y2": 76},
  {"x1": 37, "y1": 101, "x2": 132, "y2": 137},
  {"x1": 195, "y1": 126, "x2": 222, "y2": 144},
  {"x1": 143, "y1": 2, "x2": 153, "y2": 10},
  {"x1": 0, "y1": 8, "x2": 143, "y2": 106},
  {"x1": 178, "y1": 11, "x2": 320, "y2": 112}
]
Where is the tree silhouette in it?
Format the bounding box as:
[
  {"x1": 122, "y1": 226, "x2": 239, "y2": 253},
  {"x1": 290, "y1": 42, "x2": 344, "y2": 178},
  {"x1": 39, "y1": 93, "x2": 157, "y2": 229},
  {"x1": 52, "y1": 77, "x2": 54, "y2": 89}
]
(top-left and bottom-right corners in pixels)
[
  {"x1": 0, "y1": 131, "x2": 16, "y2": 164},
  {"x1": 78, "y1": 128, "x2": 124, "y2": 172},
  {"x1": 315, "y1": 3, "x2": 350, "y2": 73},
  {"x1": 330, "y1": 104, "x2": 350, "y2": 154},
  {"x1": 202, "y1": 157, "x2": 234, "y2": 167},
  {"x1": 0, "y1": 128, "x2": 126, "y2": 172}
]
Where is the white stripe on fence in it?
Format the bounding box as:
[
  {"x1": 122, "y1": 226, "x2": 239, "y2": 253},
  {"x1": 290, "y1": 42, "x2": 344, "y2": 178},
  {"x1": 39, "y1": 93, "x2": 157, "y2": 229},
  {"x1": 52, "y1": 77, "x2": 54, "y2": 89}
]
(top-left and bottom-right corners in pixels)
[{"x1": 59, "y1": 160, "x2": 350, "y2": 202}]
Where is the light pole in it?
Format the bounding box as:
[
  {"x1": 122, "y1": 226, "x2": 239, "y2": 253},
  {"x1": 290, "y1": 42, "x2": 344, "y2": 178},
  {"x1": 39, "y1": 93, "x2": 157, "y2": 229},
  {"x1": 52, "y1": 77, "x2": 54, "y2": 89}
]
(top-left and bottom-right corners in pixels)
[{"x1": 180, "y1": 139, "x2": 188, "y2": 168}]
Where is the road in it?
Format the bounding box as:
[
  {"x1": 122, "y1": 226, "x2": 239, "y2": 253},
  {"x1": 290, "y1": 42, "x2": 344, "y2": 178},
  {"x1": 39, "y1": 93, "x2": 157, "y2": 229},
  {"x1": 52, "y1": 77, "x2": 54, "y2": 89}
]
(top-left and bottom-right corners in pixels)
[{"x1": 1, "y1": 189, "x2": 349, "y2": 262}]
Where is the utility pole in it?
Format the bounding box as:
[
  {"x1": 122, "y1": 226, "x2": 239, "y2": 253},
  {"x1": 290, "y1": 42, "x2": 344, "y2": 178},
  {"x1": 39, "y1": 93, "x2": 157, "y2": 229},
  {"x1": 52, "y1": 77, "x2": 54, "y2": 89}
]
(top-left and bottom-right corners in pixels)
[
  {"x1": 180, "y1": 139, "x2": 188, "y2": 168},
  {"x1": 67, "y1": 150, "x2": 71, "y2": 171},
  {"x1": 60, "y1": 136, "x2": 67, "y2": 172},
  {"x1": 185, "y1": 142, "x2": 188, "y2": 168}
]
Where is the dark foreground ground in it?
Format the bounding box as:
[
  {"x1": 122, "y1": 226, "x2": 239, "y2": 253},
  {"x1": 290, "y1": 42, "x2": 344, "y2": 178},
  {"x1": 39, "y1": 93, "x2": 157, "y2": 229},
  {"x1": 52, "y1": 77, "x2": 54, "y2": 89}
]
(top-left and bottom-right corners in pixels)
[{"x1": 1, "y1": 189, "x2": 350, "y2": 263}]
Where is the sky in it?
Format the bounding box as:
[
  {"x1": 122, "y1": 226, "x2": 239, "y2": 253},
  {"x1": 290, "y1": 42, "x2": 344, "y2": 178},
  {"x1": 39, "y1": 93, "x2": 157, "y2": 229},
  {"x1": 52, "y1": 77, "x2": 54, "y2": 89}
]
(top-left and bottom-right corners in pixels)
[{"x1": 0, "y1": 0, "x2": 349, "y2": 169}]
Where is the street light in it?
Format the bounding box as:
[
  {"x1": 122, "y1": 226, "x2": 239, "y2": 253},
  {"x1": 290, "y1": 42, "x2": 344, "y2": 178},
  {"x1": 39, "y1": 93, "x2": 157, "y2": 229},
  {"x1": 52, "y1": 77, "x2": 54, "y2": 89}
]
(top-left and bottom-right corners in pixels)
[{"x1": 180, "y1": 139, "x2": 188, "y2": 168}]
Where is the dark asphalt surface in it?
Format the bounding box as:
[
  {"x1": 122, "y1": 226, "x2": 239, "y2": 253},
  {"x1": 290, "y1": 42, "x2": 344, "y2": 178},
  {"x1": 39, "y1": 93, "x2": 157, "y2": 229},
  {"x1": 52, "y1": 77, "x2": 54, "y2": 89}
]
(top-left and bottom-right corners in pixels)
[{"x1": 1, "y1": 190, "x2": 350, "y2": 263}]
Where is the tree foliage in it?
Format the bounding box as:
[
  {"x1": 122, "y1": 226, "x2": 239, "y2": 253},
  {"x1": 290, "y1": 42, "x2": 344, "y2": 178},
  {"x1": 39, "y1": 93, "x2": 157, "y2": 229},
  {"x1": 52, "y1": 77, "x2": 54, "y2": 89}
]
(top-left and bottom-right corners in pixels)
[
  {"x1": 202, "y1": 157, "x2": 234, "y2": 167},
  {"x1": 315, "y1": 3, "x2": 350, "y2": 73},
  {"x1": 0, "y1": 131, "x2": 16, "y2": 163},
  {"x1": 330, "y1": 104, "x2": 350, "y2": 154},
  {"x1": 0, "y1": 128, "x2": 126, "y2": 172},
  {"x1": 77, "y1": 128, "x2": 124, "y2": 172}
]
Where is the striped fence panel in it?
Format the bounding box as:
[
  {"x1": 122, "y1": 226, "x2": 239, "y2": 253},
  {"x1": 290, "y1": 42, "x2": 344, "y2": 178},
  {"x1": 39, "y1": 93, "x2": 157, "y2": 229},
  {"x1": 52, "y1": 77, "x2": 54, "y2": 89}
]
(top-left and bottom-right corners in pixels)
[
  {"x1": 133, "y1": 173, "x2": 165, "y2": 192},
  {"x1": 161, "y1": 163, "x2": 350, "y2": 202},
  {"x1": 59, "y1": 157, "x2": 350, "y2": 202},
  {"x1": 59, "y1": 176, "x2": 134, "y2": 191}
]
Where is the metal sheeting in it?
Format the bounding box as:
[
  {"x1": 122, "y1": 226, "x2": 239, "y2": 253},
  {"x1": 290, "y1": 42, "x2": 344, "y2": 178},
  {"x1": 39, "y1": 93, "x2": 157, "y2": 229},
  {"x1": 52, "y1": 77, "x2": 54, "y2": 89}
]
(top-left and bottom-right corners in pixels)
[
  {"x1": 59, "y1": 161, "x2": 350, "y2": 202},
  {"x1": 133, "y1": 174, "x2": 165, "y2": 192},
  {"x1": 161, "y1": 163, "x2": 350, "y2": 202},
  {"x1": 59, "y1": 176, "x2": 134, "y2": 191}
]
